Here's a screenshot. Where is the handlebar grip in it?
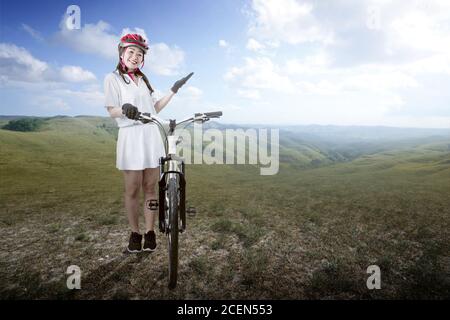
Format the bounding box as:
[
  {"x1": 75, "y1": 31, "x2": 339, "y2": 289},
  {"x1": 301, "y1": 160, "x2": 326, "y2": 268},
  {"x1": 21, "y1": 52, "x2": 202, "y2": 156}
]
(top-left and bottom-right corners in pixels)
[{"x1": 204, "y1": 111, "x2": 222, "y2": 118}]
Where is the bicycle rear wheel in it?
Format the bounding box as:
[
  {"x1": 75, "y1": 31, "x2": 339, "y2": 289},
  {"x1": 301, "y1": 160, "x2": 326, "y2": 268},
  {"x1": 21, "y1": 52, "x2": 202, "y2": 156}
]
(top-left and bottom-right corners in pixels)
[{"x1": 166, "y1": 176, "x2": 179, "y2": 289}]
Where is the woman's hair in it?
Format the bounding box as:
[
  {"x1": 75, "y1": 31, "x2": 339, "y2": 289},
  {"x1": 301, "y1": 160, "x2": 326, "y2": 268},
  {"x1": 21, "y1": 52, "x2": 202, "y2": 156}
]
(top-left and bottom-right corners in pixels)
[{"x1": 115, "y1": 48, "x2": 154, "y2": 94}]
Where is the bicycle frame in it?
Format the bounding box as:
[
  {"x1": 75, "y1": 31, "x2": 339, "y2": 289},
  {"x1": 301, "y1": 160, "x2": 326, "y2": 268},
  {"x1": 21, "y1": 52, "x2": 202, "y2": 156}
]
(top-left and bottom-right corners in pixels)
[
  {"x1": 139, "y1": 111, "x2": 222, "y2": 234},
  {"x1": 137, "y1": 110, "x2": 222, "y2": 289}
]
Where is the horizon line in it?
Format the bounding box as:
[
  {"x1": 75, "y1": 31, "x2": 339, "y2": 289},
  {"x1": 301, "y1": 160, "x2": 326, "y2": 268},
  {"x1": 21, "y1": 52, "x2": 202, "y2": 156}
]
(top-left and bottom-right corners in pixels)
[{"x1": 1, "y1": 114, "x2": 450, "y2": 130}]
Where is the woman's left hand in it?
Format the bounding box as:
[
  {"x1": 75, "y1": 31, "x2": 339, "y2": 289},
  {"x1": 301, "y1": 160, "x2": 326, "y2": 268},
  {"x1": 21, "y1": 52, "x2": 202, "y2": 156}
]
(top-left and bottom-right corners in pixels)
[{"x1": 171, "y1": 72, "x2": 194, "y2": 93}]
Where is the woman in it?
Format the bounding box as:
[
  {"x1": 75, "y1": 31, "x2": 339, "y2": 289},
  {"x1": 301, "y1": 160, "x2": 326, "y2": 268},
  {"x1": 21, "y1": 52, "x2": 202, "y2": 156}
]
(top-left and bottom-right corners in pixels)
[{"x1": 104, "y1": 33, "x2": 192, "y2": 253}]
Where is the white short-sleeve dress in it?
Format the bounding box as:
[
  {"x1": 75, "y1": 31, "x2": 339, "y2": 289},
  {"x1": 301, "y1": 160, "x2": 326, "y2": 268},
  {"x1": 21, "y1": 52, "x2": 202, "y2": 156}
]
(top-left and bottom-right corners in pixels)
[{"x1": 104, "y1": 70, "x2": 165, "y2": 170}]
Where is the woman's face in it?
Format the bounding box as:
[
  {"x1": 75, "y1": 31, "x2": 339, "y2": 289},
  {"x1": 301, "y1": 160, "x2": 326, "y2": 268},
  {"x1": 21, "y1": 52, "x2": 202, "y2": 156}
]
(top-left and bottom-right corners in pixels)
[{"x1": 121, "y1": 46, "x2": 144, "y2": 70}]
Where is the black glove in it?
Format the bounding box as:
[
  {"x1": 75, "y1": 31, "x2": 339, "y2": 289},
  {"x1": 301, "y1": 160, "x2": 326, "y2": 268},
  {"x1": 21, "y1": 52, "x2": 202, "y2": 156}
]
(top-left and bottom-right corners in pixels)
[
  {"x1": 171, "y1": 72, "x2": 194, "y2": 93},
  {"x1": 141, "y1": 112, "x2": 151, "y2": 124},
  {"x1": 122, "y1": 103, "x2": 139, "y2": 120}
]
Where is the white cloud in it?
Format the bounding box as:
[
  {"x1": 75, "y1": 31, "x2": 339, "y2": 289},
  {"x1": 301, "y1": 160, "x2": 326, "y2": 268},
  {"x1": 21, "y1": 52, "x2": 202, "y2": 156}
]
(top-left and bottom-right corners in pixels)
[
  {"x1": 287, "y1": 58, "x2": 419, "y2": 96},
  {"x1": 388, "y1": 9, "x2": 450, "y2": 55},
  {"x1": 229, "y1": 0, "x2": 450, "y2": 127},
  {"x1": 55, "y1": 20, "x2": 118, "y2": 59},
  {"x1": 0, "y1": 43, "x2": 102, "y2": 113},
  {"x1": 403, "y1": 54, "x2": 450, "y2": 75},
  {"x1": 354, "y1": 0, "x2": 450, "y2": 64},
  {"x1": 338, "y1": 65, "x2": 419, "y2": 93},
  {"x1": 224, "y1": 50, "x2": 427, "y2": 125},
  {"x1": 246, "y1": 38, "x2": 265, "y2": 52},
  {"x1": 21, "y1": 24, "x2": 44, "y2": 42},
  {"x1": 54, "y1": 19, "x2": 185, "y2": 76},
  {"x1": 225, "y1": 57, "x2": 295, "y2": 93},
  {"x1": 245, "y1": 38, "x2": 280, "y2": 57},
  {"x1": 244, "y1": 0, "x2": 450, "y2": 66},
  {"x1": 284, "y1": 51, "x2": 332, "y2": 76},
  {"x1": 0, "y1": 43, "x2": 96, "y2": 85},
  {"x1": 224, "y1": 104, "x2": 243, "y2": 111},
  {"x1": 31, "y1": 95, "x2": 70, "y2": 111},
  {"x1": 248, "y1": 0, "x2": 334, "y2": 45},
  {"x1": 295, "y1": 80, "x2": 341, "y2": 96},
  {"x1": 58, "y1": 87, "x2": 104, "y2": 107},
  {"x1": 0, "y1": 43, "x2": 49, "y2": 82},
  {"x1": 25, "y1": 85, "x2": 104, "y2": 112},
  {"x1": 237, "y1": 89, "x2": 261, "y2": 100},
  {"x1": 60, "y1": 66, "x2": 96, "y2": 82},
  {"x1": 219, "y1": 39, "x2": 238, "y2": 57},
  {"x1": 184, "y1": 86, "x2": 203, "y2": 98},
  {"x1": 146, "y1": 43, "x2": 184, "y2": 76},
  {"x1": 219, "y1": 40, "x2": 229, "y2": 47}
]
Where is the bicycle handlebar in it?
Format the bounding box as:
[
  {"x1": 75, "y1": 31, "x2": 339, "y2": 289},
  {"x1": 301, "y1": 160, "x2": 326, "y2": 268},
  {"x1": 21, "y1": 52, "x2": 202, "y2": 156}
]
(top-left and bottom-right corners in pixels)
[
  {"x1": 198, "y1": 111, "x2": 222, "y2": 118},
  {"x1": 137, "y1": 110, "x2": 222, "y2": 128},
  {"x1": 131, "y1": 110, "x2": 222, "y2": 156}
]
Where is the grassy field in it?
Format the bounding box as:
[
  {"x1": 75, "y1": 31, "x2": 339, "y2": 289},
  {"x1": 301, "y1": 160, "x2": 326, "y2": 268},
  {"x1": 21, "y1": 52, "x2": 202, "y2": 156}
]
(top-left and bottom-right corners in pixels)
[{"x1": 0, "y1": 116, "x2": 449, "y2": 299}]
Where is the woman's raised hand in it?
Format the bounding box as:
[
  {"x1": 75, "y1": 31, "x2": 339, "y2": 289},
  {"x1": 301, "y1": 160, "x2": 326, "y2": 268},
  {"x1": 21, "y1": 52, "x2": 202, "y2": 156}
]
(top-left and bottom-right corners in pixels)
[{"x1": 171, "y1": 72, "x2": 194, "y2": 94}]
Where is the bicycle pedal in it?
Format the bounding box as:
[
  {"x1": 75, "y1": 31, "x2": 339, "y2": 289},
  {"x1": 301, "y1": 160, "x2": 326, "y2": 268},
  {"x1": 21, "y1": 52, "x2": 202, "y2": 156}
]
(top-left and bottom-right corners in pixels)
[
  {"x1": 146, "y1": 199, "x2": 159, "y2": 210},
  {"x1": 187, "y1": 206, "x2": 197, "y2": 217}
]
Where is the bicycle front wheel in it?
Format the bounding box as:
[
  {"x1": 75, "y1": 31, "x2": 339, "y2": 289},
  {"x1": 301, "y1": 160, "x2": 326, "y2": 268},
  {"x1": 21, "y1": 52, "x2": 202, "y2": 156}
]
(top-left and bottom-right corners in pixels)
[{"x1": 167, "y1": 176, "x2": 179, "y2": 289}]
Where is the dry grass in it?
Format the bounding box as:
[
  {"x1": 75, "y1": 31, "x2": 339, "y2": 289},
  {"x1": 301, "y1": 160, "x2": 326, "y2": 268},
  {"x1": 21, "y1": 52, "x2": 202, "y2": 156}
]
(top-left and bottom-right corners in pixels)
[{"x1": 1, "y1": 118, "x2": 449, "y2": 299}]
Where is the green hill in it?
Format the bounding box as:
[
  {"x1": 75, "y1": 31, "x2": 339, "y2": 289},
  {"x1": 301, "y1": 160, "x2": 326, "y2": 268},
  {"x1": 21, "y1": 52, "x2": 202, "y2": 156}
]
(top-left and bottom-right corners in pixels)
[{"x1": 0, "y1": 116, "x2": 449, "y2": 299}]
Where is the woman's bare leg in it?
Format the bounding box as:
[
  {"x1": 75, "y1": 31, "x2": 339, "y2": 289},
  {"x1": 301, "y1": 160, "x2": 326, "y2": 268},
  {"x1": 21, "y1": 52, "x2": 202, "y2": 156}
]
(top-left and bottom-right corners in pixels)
[
  {"x1": 142, "y1": 167, "x2": 160, "y2": 233},
  {"x1": 123, "y1": 170, "x2": 143, "y2": 233}
]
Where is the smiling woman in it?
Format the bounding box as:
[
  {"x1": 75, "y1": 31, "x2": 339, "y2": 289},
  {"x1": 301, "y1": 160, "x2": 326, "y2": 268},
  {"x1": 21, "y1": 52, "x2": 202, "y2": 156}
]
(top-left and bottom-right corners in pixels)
[
  {"x1": 104, "y1": 33, "x2": 193, "y2": 254},
  {"x1": 115, "y1": 34, "x2": 152, "y2": 89}
]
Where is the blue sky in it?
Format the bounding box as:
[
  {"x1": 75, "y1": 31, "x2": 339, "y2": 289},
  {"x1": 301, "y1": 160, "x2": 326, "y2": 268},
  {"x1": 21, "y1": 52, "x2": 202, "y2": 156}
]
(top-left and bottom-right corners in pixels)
[{"x1": 1, "y1": 0, "x2": 450, "y2": 128}]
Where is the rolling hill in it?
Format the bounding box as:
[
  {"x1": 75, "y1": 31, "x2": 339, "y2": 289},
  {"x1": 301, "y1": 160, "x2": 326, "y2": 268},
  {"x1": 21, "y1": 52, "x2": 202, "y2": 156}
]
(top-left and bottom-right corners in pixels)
[{"x1": 0, "y1": 116, "x2": 449, "y2": 299}]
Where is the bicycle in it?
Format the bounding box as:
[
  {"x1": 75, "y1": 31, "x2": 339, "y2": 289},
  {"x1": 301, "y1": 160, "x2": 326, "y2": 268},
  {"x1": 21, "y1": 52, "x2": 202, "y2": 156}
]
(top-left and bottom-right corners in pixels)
[{"x1": 136, "y1": 110, "x2": 223, "y2": 289}]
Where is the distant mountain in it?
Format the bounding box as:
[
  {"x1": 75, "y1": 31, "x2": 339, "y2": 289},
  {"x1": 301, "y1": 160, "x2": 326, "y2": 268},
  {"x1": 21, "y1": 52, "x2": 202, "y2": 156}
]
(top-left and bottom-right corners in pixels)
[
  {"x1": 204, "y1": 121, "x2": 450, "y2": 167},
  {"x1": 0, "y1": 115, "x2": 70, "y2": 120},
  {"x1": 205, "y1": 121, "x2": 450, "y2": 140},
  {"x1": 1, "y1": 115, "x2": 449, "y2": 169}
]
